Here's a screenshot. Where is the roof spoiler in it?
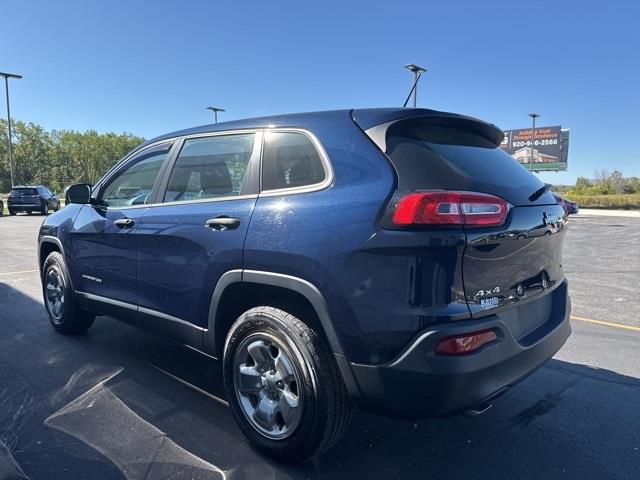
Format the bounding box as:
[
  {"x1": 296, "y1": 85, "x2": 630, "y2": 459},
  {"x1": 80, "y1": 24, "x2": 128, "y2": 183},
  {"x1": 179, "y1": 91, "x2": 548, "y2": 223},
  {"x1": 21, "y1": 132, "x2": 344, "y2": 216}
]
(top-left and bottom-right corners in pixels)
[{"x1": 352, "y1": 109, "x2": 504, "y2": 153}]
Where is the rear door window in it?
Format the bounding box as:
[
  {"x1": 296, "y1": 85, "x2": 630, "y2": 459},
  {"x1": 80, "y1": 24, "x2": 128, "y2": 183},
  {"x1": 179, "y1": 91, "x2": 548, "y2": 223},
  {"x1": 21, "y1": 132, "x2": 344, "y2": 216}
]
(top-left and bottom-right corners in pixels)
[
  {"x1": 261, "y1": 131, "x2": 326, "y2": 191},
  {"x1": 163, "y1": 133, "x2": 255, "y2": 202}
]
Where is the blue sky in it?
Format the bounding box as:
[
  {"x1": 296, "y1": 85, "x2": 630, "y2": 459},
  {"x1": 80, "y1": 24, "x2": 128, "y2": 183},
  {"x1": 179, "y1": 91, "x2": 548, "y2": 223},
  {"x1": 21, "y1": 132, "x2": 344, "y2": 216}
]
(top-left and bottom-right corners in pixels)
[{"x1": 3, "y1": 0, "x2": 639, "y2": 184}]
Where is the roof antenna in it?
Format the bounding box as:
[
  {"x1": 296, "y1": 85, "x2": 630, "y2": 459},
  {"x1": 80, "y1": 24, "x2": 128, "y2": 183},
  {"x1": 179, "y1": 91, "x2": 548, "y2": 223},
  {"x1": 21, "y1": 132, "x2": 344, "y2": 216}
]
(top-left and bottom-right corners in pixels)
[{"x1": 403, "y1": 64, "x2": 427, "y2": 108}]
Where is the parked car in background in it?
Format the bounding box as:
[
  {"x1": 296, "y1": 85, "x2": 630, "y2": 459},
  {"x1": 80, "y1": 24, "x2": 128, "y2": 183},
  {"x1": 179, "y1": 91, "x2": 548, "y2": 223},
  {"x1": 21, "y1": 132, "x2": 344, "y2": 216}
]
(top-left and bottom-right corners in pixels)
[
  {"x1": 38, "y1": 108, "x2": 571, "y2": 462},
  {"x1": 8, "y1": 186, "x2": 60, "y2": 215},
  {"x1": 553, "y1": 192, "x2": 579, "y2": 215}
]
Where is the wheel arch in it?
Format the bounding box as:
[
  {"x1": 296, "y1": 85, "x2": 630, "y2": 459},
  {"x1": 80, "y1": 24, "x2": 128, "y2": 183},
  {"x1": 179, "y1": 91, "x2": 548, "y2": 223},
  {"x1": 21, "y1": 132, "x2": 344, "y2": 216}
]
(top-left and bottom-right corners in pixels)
[
  {"x1": 205, "y1": 270, "x2": 344, "y2": 359},
  {"x1": 39, "y1": 236, "x2": 65, "y2": 275}
]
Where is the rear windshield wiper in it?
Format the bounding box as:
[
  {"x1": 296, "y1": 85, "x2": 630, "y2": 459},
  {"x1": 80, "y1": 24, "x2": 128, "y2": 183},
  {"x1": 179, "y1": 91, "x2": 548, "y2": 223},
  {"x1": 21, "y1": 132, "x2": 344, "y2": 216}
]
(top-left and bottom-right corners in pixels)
[{"x1": 528, "y1": 184, "x2": 550, "y2": 202}]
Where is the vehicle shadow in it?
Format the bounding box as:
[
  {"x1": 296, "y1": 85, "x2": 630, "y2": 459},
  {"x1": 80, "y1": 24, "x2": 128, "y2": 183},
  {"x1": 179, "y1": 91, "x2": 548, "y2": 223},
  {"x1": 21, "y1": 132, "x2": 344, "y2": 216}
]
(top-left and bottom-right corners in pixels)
[{"x1": 1, "y1": 281, "x2": 639, "y2": 480}]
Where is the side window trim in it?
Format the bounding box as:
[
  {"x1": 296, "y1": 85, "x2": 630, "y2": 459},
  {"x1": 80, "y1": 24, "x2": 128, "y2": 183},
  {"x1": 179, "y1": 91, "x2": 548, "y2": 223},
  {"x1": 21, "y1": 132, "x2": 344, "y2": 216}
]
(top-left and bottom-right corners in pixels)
[
  {"x1": 154, "y1": 129, "x2": 262, "y2": 206},
  {"x1": 148, "y1": 138, "x2": 184, "y2": 205},
  {"x1": 95, "y1": 141, "x2": 176, "y2": 210},
  {"x1": 258, "y1": 128, "x2": 334, "y2": 196}
]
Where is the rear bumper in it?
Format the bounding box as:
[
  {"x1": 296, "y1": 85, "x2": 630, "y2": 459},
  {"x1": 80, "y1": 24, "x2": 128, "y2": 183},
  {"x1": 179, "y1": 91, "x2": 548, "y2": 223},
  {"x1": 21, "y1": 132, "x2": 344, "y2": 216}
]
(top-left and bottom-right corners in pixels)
[
  {"x1": 8, "y1": 204, "x2": 42, "y2": 210},
  {"x1": 337, "y1": 279, "x2": 571, "y2": 419}
]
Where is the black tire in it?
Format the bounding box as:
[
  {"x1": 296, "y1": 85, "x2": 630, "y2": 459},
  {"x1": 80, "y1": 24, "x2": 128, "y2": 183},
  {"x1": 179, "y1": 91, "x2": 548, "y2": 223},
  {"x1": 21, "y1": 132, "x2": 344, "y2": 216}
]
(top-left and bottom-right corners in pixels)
[
  {"x1": 41, "y1": 203, "x2": 48, "y2": 215},
  {"x1": 27, "y1": 210, "x2": 32, "y2": 215},
  {"x1": 223, "y1": 306, "x2": 352, "y2": 463},
  {"x1": 9, "y1": 209, "x2": 16, "y2": 216},
  {"x1": 42, "y1": 251, "x2": 95, "y2": 333}
]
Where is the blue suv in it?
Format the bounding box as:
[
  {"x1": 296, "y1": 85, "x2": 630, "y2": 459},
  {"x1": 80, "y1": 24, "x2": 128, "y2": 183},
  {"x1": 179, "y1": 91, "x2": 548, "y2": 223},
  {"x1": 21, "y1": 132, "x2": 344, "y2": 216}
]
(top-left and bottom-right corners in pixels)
[
  {"x1": 8, "y1": 185, "x2": 60, "y2": 215},
  {"x1": 39, "y1": 108, "x2": 571, "y2": 462}
]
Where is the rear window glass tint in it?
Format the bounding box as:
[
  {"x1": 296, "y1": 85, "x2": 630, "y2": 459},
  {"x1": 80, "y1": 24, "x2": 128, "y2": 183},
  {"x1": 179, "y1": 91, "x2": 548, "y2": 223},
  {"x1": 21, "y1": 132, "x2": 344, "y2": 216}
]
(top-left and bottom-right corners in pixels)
[
  {"x1": 11, "y1": 188, "x2": 38, "y2": 196},
  {"x1": 261, "y1": 132, "x2": 326, "y2": 190},
  {"x1": 385, "y1": 122, "x2": 546, "y2": 205}
]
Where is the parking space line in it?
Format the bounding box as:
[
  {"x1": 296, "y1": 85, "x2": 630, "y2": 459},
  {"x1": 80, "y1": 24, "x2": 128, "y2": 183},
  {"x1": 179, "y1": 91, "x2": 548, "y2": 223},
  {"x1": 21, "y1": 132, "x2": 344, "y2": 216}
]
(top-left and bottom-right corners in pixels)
[
  {"x1": 571, "y1": 315, "x2": 640, "y2": 332},
  {"x1": 0, "y1": 269, "x2": 39, "y2": 277}
]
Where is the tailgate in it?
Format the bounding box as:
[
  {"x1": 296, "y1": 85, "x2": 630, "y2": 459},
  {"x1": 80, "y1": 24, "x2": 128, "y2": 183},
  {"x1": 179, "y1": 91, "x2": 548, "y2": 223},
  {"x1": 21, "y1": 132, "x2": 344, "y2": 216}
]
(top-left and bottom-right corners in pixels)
[
  {"x1": 357, "y1": 110, "x2": 568, "y2": 322},
  {"x1": 10, "y1": 189, "x2": 39, "y2": 204},
  {"x1": 463, "y1": 203, "x2": 567, "y2": 317},
  {"x1": 13, "y1": 196, "x2": 39, "y2": 204}
]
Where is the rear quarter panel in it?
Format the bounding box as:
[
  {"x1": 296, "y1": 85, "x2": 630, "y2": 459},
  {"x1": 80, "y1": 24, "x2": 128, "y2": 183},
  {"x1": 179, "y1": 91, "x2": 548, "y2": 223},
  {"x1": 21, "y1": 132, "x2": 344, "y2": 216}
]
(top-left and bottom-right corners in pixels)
[{"x1": 244, "y1": 112, "x2": 395, "y2": 361}]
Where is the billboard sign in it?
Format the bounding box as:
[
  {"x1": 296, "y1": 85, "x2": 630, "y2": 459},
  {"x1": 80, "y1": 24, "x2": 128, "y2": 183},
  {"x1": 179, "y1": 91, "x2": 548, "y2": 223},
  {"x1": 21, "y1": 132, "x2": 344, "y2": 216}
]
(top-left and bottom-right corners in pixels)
[{"x1": 500, "y1": 125, "x2": 567, "y2": 171}]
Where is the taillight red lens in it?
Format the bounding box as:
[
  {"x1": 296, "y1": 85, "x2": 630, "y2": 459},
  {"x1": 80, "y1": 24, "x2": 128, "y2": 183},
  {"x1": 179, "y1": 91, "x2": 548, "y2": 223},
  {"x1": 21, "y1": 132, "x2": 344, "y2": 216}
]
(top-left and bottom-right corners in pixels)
[
  {"x1": 435, "y1": 329, "x2": 498, "y2": 355},
  {"x1": 392, "y1": 191, "x2": 508, "y2": 227}
]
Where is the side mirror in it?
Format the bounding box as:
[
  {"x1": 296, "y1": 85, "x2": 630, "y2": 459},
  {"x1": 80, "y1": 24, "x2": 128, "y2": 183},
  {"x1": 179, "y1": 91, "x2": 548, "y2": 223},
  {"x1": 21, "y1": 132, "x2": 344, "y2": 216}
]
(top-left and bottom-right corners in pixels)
[{"x1": 65, "y1": 183, "x2": 92, "y2": 204}]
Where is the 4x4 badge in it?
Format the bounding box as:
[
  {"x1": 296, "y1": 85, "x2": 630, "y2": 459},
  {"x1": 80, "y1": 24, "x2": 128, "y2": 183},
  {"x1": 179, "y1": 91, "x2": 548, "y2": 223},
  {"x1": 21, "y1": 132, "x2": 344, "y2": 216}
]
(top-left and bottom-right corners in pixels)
[{"x1": 474, "y1": 286, "x2": 500, "y2": 299}]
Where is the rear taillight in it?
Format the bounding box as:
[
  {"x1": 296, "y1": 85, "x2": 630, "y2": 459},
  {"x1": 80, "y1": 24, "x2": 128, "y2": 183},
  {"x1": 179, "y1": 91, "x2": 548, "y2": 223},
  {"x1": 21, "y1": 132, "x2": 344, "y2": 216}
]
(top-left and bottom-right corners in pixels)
[
  {"x1": 391, "y1": 191, "x2": 508, "y2": 227},
  {"x1": 434, "y1": 329, "x2": 498, "y2": 355}
]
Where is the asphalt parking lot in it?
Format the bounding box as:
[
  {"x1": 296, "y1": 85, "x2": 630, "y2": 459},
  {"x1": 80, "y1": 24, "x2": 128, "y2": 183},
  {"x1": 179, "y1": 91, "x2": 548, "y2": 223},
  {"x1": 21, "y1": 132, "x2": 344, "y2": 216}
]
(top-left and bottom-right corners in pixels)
[{"x1": 0, "y1": 212, "x2": 639, "y2": 479}]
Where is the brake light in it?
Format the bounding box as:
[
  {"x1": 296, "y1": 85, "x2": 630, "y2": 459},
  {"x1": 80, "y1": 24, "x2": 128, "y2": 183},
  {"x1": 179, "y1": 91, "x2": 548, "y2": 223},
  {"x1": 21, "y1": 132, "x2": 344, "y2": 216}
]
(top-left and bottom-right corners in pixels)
[
  {"x1": 392, "y1": 191, "x2": 508, "y2": 227},
  {"x1": 435, "y1": 329, "x2": 498, "y2": 355}
]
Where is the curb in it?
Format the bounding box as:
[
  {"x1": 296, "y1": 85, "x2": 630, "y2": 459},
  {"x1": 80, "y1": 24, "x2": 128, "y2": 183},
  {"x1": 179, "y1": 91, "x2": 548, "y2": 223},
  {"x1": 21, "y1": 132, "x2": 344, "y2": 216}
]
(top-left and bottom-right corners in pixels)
[{"x1": 576, "y1": 209, "x2": 640, "y2": 218}]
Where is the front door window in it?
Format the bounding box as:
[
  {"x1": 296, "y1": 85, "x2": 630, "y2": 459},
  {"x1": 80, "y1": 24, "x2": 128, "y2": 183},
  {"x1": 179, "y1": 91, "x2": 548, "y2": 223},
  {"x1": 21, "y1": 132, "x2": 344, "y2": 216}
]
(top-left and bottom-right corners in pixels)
[{"x1": 100, "y1": 144, "x2": 171, "y2": 207}]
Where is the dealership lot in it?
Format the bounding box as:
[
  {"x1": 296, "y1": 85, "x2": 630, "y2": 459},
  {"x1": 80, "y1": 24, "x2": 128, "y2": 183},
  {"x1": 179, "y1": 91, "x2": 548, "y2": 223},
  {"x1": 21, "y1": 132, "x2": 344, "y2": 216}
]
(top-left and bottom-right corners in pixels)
[{"x1": 0, "y1": 213, "x2": 638, "y2": 479}]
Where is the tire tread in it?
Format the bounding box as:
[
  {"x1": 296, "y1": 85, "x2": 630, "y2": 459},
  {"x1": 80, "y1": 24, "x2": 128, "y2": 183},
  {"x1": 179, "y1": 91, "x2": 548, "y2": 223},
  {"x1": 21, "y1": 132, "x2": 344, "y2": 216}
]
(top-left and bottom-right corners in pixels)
[
  {"x1": 43, "y1": 251, "x2": 95, "y2": 334},
  {"x1": 224, "y1": 306, "x2": 352, "y2": 462}
]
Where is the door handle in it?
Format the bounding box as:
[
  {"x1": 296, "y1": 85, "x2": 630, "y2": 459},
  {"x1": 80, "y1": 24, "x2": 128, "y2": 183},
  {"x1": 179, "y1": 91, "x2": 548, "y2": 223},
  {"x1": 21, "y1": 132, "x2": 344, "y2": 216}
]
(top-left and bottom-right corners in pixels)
[
  {"x1": 205, "y1": 216, "x2": 241, "y2": 231},
  {"x1": 114, "y1": 218, "x2": 135, "y2": 228}
]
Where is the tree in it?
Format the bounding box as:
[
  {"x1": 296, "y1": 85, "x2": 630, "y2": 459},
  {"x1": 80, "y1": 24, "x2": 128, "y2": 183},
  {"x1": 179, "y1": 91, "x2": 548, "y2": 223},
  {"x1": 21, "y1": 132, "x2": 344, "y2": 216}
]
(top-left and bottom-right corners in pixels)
[
  {"x1": 575, "y1": 177, "x2": 591, "y2": 191},
  {"x1": 0, "y1": 118, "x2": 143, "y2": 192},
  {"x1": 627, "y1": 177, "x2": 640, "y2": 194},
  {"x1": 608, "y1": 170, "x2": 626, "y2": 194}
]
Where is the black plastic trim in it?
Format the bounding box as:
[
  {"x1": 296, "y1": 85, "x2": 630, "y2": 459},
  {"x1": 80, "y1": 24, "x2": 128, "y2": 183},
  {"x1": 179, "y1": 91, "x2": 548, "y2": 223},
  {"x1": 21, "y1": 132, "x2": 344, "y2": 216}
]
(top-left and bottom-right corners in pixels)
[
  {"x1": 205, "y1": 269, "x2": 243, "y2": 355},
  {"x1": 346, "y1": 280, "x2": 571, "y2": 419},
  {"x1": 38, "y1": 235, "x2": 65, "y2": 274},
  {"x1": 75, "y1": 291, "x2": 205, "y2": 350},
  {"x1": 204, "y1": 269, "x2": 344, "y2": 357}
]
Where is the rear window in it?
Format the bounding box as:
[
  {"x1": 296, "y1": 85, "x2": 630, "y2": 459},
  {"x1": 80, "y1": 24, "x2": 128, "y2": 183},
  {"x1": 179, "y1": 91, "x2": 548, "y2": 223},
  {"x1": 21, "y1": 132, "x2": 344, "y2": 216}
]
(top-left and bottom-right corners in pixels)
[
  {"x1": 10, "y1": 188, "x2": 38, "y2": 196},
  {"x1": 385, "y1": 122, "x2": 551, "y2": 206},
  {"x1": 261, "y1": 131, "x2": 326, "y2": 191}
]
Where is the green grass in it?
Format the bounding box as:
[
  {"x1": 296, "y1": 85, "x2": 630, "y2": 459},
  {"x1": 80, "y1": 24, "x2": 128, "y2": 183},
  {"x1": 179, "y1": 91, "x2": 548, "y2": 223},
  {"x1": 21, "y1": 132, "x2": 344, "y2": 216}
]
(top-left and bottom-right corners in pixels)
[{"x1": 566, "y1": 193, "x2": 640, "y2": 210}]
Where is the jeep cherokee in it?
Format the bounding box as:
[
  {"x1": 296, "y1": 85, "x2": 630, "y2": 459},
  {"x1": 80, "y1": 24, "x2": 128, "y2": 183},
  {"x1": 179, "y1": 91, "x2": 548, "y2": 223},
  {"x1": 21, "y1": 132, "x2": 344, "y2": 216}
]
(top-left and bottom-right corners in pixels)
[{"x1": 39, "y1": 108, "x2": 571, "y2": 462}]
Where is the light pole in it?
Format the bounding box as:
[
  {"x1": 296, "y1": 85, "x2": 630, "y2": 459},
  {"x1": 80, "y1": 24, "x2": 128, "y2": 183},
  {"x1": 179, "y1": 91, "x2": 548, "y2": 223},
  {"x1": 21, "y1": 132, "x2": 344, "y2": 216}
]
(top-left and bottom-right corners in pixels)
[
  {"x1": 1, "y1": 71, "x2": 22, "y2": 188},
  {"x1": 206, "y1": 106, "x2": 225, "y2": 125},
  {"x1": 404, "y1": 64, "x2": 426, "y2": 108},
  {"x1": 528, "y1": 113, "x2": 540, "y2": 173}
]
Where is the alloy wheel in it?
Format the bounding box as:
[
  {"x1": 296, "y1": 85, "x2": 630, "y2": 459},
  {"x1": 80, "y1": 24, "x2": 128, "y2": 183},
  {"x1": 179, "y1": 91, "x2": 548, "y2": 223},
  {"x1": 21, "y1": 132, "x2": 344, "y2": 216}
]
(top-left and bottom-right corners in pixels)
[
  {"x1": 45, "y1": 268, "x2": 65, "y2": 322},
  {"x1": 233, "y1": 333, "x2": 303, "y2": 439}
]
